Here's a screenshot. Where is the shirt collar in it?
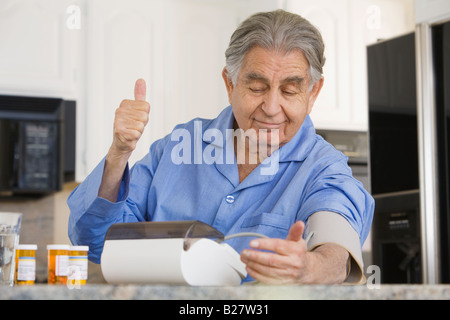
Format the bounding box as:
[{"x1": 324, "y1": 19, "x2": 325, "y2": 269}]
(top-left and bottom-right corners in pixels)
[
  {"x1": 202, "y1": 105, "x2": 317, "y2": 163},
  {"x1": 277, "y1": 115, "x2": 317, "y2": 162}
]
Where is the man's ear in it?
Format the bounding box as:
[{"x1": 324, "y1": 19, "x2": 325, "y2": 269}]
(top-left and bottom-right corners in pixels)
[
  {"x1": 307, "y1": 77, "x2": 324, "y2": 114},
  {"x1": 222, "y1": 67, "x2": 234, "y2": 104}
]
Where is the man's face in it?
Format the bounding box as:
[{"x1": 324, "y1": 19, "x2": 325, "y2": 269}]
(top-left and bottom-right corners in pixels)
[{"x1": 223, "y1": 46, "x2": 323, "y2": 150}]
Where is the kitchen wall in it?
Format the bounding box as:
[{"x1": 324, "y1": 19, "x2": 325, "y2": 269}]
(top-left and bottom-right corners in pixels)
[{"x1": 0, "y1": 0, "x2": 416, "y2": 282}]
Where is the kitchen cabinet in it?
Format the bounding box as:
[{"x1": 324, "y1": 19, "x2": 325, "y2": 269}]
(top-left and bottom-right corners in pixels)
[
  {"x1": 415, "y1": 0, "x2": 450, "y2": 23},
  {"x1": 0, "y1": 0, "x2": 83, "y2": 97},
  {"x1": 286, "y1": 0, "x2": 415, "y2": 131},
  {"x1": 83, "y1": 0, "x2": 166, "y2": 174}
]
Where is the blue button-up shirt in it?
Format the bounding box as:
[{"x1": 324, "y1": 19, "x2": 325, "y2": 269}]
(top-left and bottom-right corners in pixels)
[{"x1": 68, "y1": 106, "x2": 374, "y2": 271}]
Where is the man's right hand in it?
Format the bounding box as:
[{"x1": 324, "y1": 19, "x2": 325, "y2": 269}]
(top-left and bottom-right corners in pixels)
[
  {"x1": 99, "y1": 79, "x2": 150, "y2": 202},
  {"x1": 110, "y1": 78, "x2": 150, "y2": 158}
]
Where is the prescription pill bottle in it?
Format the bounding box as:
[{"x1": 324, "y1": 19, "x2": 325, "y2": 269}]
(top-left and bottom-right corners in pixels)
[
  {"x1": 47, "y1": 244, "x2": 69, "y2": 285},
  {"x1": 68, "y1": 246, "x2": 89, "y2": 286},
  {"x1": 15, "y1": 244, "x2": 37, "y2": 285}
]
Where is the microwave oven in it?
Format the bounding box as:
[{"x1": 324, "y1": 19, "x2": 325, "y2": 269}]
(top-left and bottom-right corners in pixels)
[{"x1": 0, "y1": 95, "x2": 75, "y2": 195}]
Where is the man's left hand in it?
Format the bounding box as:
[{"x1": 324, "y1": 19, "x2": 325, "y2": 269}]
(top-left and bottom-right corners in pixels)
[{"x1": 240, "y1": 221, "x2": 349, "y2": 284}]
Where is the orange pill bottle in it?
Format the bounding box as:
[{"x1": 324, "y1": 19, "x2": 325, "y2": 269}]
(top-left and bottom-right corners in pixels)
[
  {"x1": 47, "y1": 245, "x2": 69, "y2": 285},
  {"x1": 15, "y1": 244, "x2": 37, "y2": 285},
  {"x1": 68, "y1": 246, "x2": 89, "y2": 286}
]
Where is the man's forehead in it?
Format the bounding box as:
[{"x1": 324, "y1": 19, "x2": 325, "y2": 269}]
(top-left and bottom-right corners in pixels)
[{"x1": 240, "y1": 47, "x2": 309, "y2": 80}]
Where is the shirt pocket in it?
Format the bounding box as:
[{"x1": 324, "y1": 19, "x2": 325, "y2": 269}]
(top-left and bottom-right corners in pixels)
[{"x1": 240, "y1": 212, "x2": 291, "y2": 239}]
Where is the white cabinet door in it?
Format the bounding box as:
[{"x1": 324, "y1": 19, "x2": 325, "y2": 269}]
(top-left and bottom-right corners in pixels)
[
  {"x1": 84, "y1": 0, "x2": 165, "y2": 172},
  {"x1": 349, "y1": 0, "x2": 415, "y2": 131},
  {"x1": 415, "y1": 0, "x2": 450, "y2": 23},
  {"x1": 0, "y1": 0, "x2": 82, "y2": 98},
  {"x1": 287, "y1": 0, "x2": 353, "y2": 130},
  {"x1": 162, "y1": 0, "x2": 240, "y2": 134},
  {"x1": 285, "y1": 0, "x2": 414, "y2": 131}
]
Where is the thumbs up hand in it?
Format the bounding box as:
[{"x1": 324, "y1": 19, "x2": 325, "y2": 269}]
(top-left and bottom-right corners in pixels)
[
  {"x1": 111, "y1": 79, "x2": 150, "y2": 158},
  {"x1": 99, "y1": 79, "x2": 150, "y2": 202}
]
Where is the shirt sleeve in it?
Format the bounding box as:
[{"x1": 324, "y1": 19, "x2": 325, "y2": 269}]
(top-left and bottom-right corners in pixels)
[
  {"x1": 67, "y1": 157, "x2": 138, "y2": 263},
  {"x1": 305, "y1": 211, "x2": 366, "y2": 284},
  {"x1": 67, "y1": 136, "x2": 167, "y2": 263}
]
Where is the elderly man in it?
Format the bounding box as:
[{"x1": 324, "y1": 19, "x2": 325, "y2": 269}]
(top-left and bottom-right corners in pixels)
[{"x1": 68, "y1": 9, "x2": 374, "y2": 284}]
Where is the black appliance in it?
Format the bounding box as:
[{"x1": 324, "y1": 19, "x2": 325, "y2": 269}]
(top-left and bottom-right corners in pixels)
[
  {"x1": 0, "y1": 95, "x2": 76, "y2": 195},
  {"x1": 368, "y1": 32, "x2": 421, "y2": 284},
  {"x1": 433, "y1": 21, "x2": 450, "y2": 284},
  {"x1": 368, "y1": 22, "x2": 450, "y2": 283}
]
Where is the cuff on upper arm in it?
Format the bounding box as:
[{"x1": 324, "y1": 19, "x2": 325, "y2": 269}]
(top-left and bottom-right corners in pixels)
[{"x1": 305, "y1": 211, "x2": 365, "y2": 284}]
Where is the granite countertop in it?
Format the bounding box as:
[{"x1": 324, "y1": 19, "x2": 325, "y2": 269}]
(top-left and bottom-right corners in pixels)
[{"x1": 1, "y1": 284, "x2": 450, "y2": 300}]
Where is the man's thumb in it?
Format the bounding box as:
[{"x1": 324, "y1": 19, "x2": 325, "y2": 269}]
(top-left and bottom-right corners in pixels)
[
  {"x1": 286, "y1": 221, "x2": 305, "y2": 242},
  {"x1": 134, "y1": 78, "x2": 147, "y2": 101}
]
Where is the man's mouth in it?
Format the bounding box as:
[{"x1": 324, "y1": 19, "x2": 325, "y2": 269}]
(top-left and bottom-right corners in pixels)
[{"x1": 254, "y1": 120, "x2": 284, "y2": 129}]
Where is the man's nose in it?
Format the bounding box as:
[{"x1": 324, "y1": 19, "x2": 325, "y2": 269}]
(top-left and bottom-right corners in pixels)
[{"x1": 261, "y1": 90, "x2": 282, "y2": 116}]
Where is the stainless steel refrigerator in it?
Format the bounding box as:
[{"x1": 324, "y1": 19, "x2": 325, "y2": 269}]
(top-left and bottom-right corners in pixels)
[{"x1": 368, "y1": 21, "x2": 450, "y2": 284}]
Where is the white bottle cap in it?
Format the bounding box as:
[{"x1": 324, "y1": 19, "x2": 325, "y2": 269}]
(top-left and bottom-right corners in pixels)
[
  {"x1": 69, "y1": 246, "x2": 89, "y2": 251},
  {"x1": 16, "y1": 244, "x2": 38, "y2": 250},
  {"x1": 46, "y1": 244, "x2": 70, "y2": 250}
]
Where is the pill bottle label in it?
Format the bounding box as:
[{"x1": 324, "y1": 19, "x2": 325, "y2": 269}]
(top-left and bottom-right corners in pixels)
[
  {"x1": 55, "y1": 255, "x2": 69, "y2": 276},
  {"x1": 17, "y1": 256, "x2": 36, "y2": 281},
  {"x1": 68, "y1": 256, "x2": 88, "y2": 280}
]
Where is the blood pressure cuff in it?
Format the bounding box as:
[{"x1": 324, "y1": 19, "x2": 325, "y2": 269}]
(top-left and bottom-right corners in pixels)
[{"x1": 305, "y1": 211, "x2": 365, "y2": 284}]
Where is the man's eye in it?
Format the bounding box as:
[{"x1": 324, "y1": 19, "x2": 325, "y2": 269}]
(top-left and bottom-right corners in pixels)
[
  {"x1": 249, "y1": 87, "x2": 266, "y2": 93},
  {"x1": 282, "y1": 90, "x2": 296, "y2": 96}
]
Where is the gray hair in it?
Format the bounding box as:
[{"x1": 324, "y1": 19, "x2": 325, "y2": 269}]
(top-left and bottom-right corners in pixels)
[{"x1": 225, "y1": 10, "x2": 325, "y2": 89}]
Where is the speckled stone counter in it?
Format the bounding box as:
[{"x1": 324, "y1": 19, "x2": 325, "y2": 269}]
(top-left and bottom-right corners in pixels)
[{"x1": 1, "y1": 284, "x2": 450, "y2": 300}]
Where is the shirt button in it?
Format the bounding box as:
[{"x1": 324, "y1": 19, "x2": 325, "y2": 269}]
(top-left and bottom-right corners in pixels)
[{"x1": 225, "y1": 195, "x2": 235, "y2": 204}]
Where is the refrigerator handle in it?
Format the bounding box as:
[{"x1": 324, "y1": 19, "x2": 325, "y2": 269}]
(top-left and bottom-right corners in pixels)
[{"x1": 415, "y1": 23, "x2": 441, "y2": 284}]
